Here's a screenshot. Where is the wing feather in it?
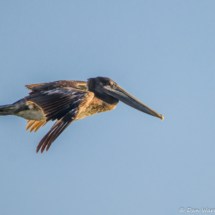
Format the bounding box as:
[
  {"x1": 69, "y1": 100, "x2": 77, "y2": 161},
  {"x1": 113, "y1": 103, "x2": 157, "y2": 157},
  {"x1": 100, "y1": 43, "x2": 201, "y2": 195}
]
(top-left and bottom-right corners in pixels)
[
  {"x1": 26, "y1": 80, "x2": 87, "y2": 92},
  {"x1": 25, "y1": 88, "x2": 86, "y2": 121},
  {"x1": 37, "y1": 109, "x2": 78, "y2": 153},
  {"x1": 25, "y1": 86, "x2": 94, "y2": 153}
]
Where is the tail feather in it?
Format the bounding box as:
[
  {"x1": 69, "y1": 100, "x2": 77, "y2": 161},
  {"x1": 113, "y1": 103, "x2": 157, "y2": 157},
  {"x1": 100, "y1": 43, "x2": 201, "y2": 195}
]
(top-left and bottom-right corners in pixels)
[
  {"x1": 0, "y1": 104, "x2": 16, "y2": 116},
  {"x1": 0, "y1": 99, "x2": 29, "y2": 117},
  {"x1": 0, "y1": 99, "x2": 46, "y2": 122}
]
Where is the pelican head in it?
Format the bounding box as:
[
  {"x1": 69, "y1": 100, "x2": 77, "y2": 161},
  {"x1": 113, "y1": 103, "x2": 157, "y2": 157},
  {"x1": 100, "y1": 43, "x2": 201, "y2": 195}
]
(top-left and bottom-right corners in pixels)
[{"x1": 87, "y1": 77, "x2": 164, "y2": 120}]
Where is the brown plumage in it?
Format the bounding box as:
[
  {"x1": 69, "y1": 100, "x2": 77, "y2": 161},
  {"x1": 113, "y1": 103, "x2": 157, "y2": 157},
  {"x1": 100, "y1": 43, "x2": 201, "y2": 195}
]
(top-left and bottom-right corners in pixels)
[
  {"x1": 0, "y1": 77, "x2": 164, "y2": 153},
  {"x1": 24, "y1": 79, "x2": 120, "y2": 153}
]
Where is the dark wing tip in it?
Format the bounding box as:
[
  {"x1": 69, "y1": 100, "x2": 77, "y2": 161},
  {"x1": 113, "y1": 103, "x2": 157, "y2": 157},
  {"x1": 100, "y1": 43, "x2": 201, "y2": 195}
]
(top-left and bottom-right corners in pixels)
[{"x1": 36, "y1": 110, "x2": 77, "y2": 153}]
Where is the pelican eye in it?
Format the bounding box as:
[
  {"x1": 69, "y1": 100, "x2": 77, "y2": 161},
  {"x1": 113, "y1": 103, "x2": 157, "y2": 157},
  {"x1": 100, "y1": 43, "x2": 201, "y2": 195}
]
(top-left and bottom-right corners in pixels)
[{"x1": 101, "y1": 80, "x2": 111, "y2": 86}]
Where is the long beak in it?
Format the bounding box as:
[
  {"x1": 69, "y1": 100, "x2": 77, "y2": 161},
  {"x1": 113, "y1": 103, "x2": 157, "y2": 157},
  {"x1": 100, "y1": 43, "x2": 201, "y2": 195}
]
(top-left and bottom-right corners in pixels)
[{"x1": 103, "y1": 85, "x2": 164, "y2": 120}]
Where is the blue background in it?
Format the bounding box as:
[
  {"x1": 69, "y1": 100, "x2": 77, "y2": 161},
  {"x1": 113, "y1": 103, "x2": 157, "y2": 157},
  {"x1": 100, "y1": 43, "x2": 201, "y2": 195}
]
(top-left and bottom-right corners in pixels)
[{"x1": 0, "y1": 1, "x2": 215, "y2": 214}]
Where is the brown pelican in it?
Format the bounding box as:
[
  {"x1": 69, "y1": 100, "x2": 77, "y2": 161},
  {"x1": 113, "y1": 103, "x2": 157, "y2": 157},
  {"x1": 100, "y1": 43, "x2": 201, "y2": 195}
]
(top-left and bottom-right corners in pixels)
[{"x1": 0, "y1": 77, "x2": 164, "y2": 153}]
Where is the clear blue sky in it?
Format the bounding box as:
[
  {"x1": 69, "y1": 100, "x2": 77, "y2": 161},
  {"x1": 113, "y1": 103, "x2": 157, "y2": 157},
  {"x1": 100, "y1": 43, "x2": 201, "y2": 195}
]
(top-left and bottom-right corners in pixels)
[{"x1": 0, "y1": 1, "x2": 215, "y2": 214}]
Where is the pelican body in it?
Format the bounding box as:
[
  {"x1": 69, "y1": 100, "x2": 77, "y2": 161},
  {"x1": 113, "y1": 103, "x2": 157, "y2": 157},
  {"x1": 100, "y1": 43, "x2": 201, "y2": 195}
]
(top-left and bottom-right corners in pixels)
[{"x1": 0, "y1": 77, "x2": 163, "y2": 153}]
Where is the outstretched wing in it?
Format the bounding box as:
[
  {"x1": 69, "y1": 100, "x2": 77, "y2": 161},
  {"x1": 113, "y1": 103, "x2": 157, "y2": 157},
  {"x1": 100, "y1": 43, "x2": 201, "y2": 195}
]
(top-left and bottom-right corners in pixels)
[
  {"x1": 25, "y1": 87, "x2": 94, "y2": 153},
  {"x1": 36, "y1": 109, "x2": 78, "y2": 153}
]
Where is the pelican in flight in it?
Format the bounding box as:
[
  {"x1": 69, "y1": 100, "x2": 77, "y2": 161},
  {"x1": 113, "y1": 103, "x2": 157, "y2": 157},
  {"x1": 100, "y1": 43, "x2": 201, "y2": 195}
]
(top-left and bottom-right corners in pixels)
[{"x1": 0, "y1": 77, "x2": 164, "y2": 153}]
